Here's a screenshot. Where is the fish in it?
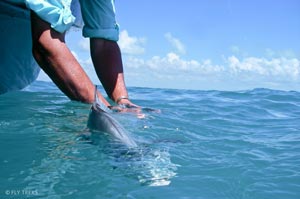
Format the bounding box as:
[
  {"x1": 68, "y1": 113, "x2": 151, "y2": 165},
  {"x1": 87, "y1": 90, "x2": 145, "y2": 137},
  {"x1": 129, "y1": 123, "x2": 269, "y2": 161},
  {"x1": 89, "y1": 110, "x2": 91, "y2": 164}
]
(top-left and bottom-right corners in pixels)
[
  {"x1": 86, "y1": 87, "x2": 178, "y2": 186},
  {"x1": 87, "y1": 86, "x2": 137, "y2": 148}
]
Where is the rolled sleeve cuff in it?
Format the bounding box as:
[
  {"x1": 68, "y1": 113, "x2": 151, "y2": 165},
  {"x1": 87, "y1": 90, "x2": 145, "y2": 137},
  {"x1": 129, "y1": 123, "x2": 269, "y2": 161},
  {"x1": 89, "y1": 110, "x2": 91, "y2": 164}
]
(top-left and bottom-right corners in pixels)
[
  {"x1": 26, "y1": 0, "x2": 75, "y2": 33},
  {"x1": 82, "y1": 25, "x2": 119, "y2": 41}
]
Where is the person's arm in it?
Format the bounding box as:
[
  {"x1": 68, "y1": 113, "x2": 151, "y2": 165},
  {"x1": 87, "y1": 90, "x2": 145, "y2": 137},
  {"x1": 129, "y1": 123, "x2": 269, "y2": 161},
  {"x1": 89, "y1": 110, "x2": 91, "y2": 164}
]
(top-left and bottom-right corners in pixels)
[
  {"x1": 30, "y1": 12, "x2": 110, "y2": 106},
  {"x1": 90, "y1": 38, "x2": 138, "y2": 107}
]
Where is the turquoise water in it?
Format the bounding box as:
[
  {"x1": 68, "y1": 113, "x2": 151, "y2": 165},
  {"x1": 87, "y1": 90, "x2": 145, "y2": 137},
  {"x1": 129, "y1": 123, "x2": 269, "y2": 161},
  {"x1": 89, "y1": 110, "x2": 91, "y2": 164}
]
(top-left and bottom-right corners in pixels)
[{"x1": 1, "y1": 81, "x2": 300, "y2": 199}]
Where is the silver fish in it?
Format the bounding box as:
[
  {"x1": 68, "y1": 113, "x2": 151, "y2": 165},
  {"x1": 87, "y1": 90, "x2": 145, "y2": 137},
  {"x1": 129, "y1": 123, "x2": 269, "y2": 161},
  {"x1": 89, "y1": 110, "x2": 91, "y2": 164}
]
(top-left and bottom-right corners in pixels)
[{"x1": 87, "y1": 86, "x2": 137, "y2": 148}]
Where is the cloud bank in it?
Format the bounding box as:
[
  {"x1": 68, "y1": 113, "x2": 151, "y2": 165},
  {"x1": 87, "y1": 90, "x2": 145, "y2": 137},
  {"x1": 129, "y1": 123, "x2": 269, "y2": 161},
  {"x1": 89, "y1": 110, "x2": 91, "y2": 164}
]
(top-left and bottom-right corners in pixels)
[
  {"x1": 118, "y1": 30, "x2": 146, "y2": 55},
  {"x1": 119, "y1": 31, "x2": 299, "y2": 90},
  {"x1": 38, "y1": 30, "x2": 300, "y2": 91}
]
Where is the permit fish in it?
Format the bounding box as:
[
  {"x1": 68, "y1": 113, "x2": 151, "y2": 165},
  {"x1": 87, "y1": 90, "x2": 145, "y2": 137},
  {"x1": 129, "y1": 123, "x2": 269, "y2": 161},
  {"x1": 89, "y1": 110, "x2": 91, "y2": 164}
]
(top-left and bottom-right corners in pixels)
[{"x1": 87, "y1": 86, "x2": 137, "y2": 148}]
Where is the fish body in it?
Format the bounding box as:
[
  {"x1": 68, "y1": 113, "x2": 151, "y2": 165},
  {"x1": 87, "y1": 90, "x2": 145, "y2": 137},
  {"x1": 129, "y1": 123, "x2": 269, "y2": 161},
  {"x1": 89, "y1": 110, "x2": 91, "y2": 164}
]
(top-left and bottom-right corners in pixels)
[{"x1": 87, "y1": 88, "x2": 137, "y2": 148}]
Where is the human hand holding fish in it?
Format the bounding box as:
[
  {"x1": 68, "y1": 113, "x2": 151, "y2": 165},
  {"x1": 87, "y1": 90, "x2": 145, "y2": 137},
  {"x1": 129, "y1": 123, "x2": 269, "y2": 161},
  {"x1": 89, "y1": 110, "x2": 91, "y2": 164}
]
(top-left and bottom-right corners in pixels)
[{"x1": 109, "y1": 103, "x2": 161, "y2": 118}]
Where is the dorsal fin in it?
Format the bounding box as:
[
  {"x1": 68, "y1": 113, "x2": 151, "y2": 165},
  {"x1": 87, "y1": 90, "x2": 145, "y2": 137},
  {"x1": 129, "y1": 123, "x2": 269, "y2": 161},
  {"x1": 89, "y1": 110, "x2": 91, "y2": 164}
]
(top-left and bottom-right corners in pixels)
[{"x1": 93, "y1": 85, "x2": 111, "y2": 113}]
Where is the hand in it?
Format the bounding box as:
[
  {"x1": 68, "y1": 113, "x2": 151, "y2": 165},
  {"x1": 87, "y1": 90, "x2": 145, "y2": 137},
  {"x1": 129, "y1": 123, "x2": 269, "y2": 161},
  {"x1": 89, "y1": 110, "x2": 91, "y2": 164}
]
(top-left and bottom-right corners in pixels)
[
  {"x1": 117, "y1": 98, "x2": 140, "y2": 108},
  {"x1": 108, "y1": 98, "x2": 145, "y2": 118}
]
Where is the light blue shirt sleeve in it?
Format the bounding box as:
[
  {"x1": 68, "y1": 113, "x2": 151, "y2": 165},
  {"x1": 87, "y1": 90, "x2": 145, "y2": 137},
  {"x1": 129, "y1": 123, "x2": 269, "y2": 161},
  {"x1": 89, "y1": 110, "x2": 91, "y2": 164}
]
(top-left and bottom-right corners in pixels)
[{"x1": 25, "y1": 0, "x2": 75, "y2": 33}]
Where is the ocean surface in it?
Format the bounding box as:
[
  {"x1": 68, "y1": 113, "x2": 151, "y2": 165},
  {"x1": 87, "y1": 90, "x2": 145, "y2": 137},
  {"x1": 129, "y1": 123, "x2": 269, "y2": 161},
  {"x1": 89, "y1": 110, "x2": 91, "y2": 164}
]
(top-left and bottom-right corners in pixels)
[{"x1": 0, "y1": 81, "x2": 299, "y2": 199}]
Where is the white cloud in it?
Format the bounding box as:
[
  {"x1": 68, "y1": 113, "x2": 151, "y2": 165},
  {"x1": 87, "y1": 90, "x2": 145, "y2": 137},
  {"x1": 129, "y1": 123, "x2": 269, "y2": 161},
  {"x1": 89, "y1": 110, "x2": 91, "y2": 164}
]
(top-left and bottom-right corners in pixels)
[
  {"x1": 164, "y1": 33, "x2": 186, "y2": 54},
  {"x1": 122, "y1": 52, "x2": 300, "y2": 90},
  {"x1": 118, "y1": 30, "x2": 146, "y2": 55},
  {"x1": 123, "y1": 52, "x2": 300, "y2": 85},
  {"x1": 38, "y1": 42, "x2": 300, "y2": 91},
  {"x1": 227, "y1": 56, "x2": 300, "y2": 80},
  {"x1": 77, "y1": 30, "x2": 147, "y2": 55},
  {"x1": 124, "y1": 52, "x2": 224, "y2": 75},
  {"x1": 78, "y1": 37, "x2": 90, "y2": 51}
]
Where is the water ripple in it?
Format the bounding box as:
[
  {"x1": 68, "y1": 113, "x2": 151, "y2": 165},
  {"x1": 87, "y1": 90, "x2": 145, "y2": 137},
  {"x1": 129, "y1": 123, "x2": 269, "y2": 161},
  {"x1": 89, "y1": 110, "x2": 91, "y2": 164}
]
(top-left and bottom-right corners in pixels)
[{"x1": 1, "y1": 83, "x2": 300, "y2": 198}]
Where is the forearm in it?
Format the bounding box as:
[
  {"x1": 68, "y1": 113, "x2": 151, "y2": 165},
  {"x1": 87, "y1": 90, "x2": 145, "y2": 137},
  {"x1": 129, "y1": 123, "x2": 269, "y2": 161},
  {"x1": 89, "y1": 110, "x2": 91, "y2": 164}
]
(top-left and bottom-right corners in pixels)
[
  {"x1": 31, "y1": 12, "x2": 110, "y2": 106},
  {"x1": 90, "y1": 38, "x2": 129, "y2": 103}
]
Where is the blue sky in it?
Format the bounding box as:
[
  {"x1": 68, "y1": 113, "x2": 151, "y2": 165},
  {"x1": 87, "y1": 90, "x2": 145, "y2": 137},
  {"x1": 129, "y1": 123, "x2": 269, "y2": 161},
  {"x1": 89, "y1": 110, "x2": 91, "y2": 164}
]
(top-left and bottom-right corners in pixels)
[{"x1": 38, "y1": 0, "x2": 300, "y2": 91}]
